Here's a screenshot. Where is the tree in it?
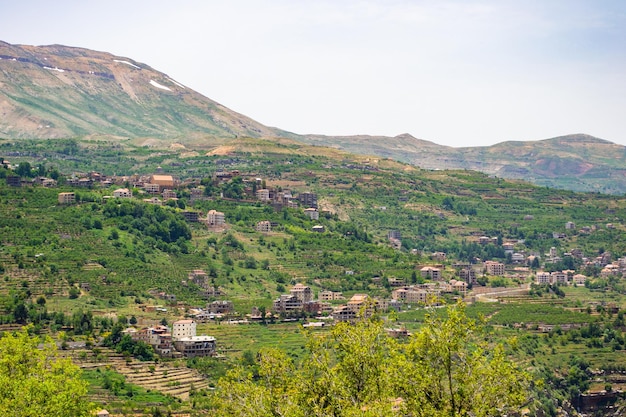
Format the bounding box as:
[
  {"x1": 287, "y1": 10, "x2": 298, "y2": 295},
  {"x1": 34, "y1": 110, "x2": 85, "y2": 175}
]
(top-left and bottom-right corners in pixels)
[
  {"x1": 212, "y1": 303, "x2": 530, "y2": 416},
  {"x1": 0, "y1": 326, "x2": 93, "y2": 416},
  {"x1": 15, "y1": 161, "x2": 32, "y2": 177}
]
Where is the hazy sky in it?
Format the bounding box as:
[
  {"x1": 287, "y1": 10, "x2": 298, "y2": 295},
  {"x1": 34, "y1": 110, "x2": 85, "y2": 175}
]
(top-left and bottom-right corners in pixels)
[{"x1": 2, "y1": 0, "x2": 625, "y2": 147}]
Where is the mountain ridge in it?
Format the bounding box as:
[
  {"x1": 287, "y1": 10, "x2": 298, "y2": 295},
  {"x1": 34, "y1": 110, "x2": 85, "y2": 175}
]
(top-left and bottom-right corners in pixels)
[{"x1": 1, "y1": 41, "x2": 625, "y2": 193}]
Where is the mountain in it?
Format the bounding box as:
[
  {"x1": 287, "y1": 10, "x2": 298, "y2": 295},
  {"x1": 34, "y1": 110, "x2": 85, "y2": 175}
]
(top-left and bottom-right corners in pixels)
[
  {"x1": 297, "y1": 133, "x2": 626, "y2": 193},
  {"x1": 2, "y1": 41, "x2": 626, "y2": 193},
  {"x1": 298, "y1": 133, "x2": 626, "y2": 194},
  {"x1": 0, "y1": 41, "x2": 277, "y2": 142}
]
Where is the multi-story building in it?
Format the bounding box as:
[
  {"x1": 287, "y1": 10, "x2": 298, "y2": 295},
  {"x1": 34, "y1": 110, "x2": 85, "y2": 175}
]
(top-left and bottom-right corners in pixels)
[
  {"x1": 162, "y1": 189, "x2": 177, "y2": 200},
  {"x1": 256, "y1": 221, "x2": 272, "y2": 233},
  {"x1": 272, "y1": 294, "x2": 303, "y2": 313},
  {"x1": 392, "y1": 287, "x2": 428, "y2": 304},
  {"x1": 535, "y1": 271, "x2": 551, "y2": 285},
  {"x1": 298, "y1": 192, "x2": 318, "y2": 208},
  {"x1": 459, "y1": 268, "x2": 477, "y2": 285},
  {"x1": 256, "y1": 189, "x2": 270, "y2": 201},
  {"x1": 420, "y1": 266, "x2": 442, "y2": 280},
  {"x1": 290, "y1": 283, "x2": 313, "y2": 303},
  {"x1": 172, "y1": 319, "x2": 197, "y2": 341},
  {"x1": 173, "y1": 336, "x2": 216, "y2": 358},
  {"x1": 206, "y1": 210, "x2": 225, "y2": 226},
  {"x1": 551, "y1": 271, "x2": 568, "y2": 284},
  {"x1": 208, "y1": 300, "x2": 234, "y2": 314},
  {"x1": 58, "y1": 192, "x2": 75, "y2": 205},
  {"x1": 182, "y1": 211, "x2": 200, "y2": 222},
  {"x1": 144, "y1": 183, "x2": 160, "y2": 194},
  {"x1": 113, "y1": 188, "x2": 132, "y2": 198},
  {"x1": 319, "y1": 290, "x2": 344, "y2": 301},
  {"x1": 484, "y1": 261, "x2": 505, "y2": 276},
  {"x1": 388, "y1": 230, "x2": 401, "y2": 240}
]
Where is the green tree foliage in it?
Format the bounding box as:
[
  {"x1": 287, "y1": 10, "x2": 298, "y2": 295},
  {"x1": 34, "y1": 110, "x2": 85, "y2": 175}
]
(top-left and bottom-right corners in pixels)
[
  {"x1": 0, "y1": 326, "x2": 93, "y2": 416},
  {"x1": 212, "y1": 303, "x2": 530, "y2": 416},
  {"x1": 15, "y1": 161, "x2": 33, "y2": 177}
]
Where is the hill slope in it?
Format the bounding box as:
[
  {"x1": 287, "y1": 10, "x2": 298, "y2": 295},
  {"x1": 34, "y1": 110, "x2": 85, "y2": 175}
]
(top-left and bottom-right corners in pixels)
[
  {"x1": 0, "y1": 41, "x2": 278, "y2": 141},
  {"x1": 299, "y1": 133, "x2": 626, "y2": 194}
]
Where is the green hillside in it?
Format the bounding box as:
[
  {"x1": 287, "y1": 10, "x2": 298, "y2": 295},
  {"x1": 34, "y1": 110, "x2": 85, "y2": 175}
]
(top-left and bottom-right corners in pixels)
[{"x1": 3, "y1": 137, "x2": 626, "y2": 415}]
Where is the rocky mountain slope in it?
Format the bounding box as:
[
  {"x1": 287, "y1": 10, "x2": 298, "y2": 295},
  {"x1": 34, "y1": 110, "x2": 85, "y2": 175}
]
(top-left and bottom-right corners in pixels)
[
  {"x1": 0, "y1": 41, "x2": 277, "y2": 142},
  {"x1": 1, "y1": 41, "x2": 625, "y2": 193}
]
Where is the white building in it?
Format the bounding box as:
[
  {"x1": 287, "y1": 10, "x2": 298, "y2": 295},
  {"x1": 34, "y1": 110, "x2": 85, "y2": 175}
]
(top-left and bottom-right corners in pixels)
[
  {"x1": 172, "y1": 319, "x2": 196, "y2": 341},
  {"x1": 535, "y1": 272, "x2": 551, "y2": 285},
  {"x1": 113, "y1": 188, "x2": 132, "y2": 198},
  {"x1": 206, "y1": 209, "x2": 225, "y2": 226},
  {"x1": 304, "y1": 208, "x2": 320, "y2": 220}
]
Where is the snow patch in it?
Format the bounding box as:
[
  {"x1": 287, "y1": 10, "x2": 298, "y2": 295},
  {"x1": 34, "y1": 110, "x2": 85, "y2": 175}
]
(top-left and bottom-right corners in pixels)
[
  {"x1": 113, "y1": 59, "x2": 141, "y2": 69},
  {"x1": 44, "y1": 66, "x2": 65, "y2": 73},
  {"x1": 168, "y1": 78, "x2": 186, "y2": 89},
  {"x1": 149, "y1": 80, "x2": 172, "y2": 91}
]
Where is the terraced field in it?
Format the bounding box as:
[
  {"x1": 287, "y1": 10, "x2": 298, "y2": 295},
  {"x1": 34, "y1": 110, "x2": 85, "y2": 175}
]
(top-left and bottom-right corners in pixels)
[{"x1": 62, "y1": 348, "x2": 210, "y2": 400}]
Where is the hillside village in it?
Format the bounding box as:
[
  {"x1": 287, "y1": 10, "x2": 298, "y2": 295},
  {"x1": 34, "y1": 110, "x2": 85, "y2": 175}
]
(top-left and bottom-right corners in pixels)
[
  {"x1": 5, "y1": 160, "x2": 626, "y2": 355},
  {"x1": 6, "y1": 149, "x2": 626, "y2": 416}
]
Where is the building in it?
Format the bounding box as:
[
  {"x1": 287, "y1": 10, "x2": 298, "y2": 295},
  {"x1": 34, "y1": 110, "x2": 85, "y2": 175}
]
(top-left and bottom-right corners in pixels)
[
  {"x1": 573, "y1": 274, "x2": 587, "y2": 286},
  {"x1": 143, "y1": 197, "x2": 162, "y2": 205},
  {"x1": 173, "y1": 336, "x2": 216, "y2": 358},
  {"x1": 172, "y1": 319, "x2": 197, "y2": 341},
  {"x1": 449, "y1": 279, "x2": 468, "y2": 296},
  {"x1": 131, "y1": 325, "x2": 173, "y2": 357},
  {"x1": 162, "y1": 189, "x2": 177, "y2": 200},
  {"x1": 304, "y1": 208, "x2": 320, "y2": 220},
  {"x1": 290, "y1": 283, "x2": 313, "y2": 303},
  {"x1": 392, "y1": 287, "x2": 428, "y2": 304},
  {"x1": 312, "y1": 225, "x2": 325, "y2": 233},
  {"x1": 388, "y1": 230, "x2": 401, "y2": 240},
  {"x1": 208, "y1": 300, "x2": 234, "y2": 314},
  {"x1": 188, "y1": 270, "x2": 209, "y2": 287},
  {"x1": 551, "y1": 271, "x2": 568, "y2": 284},
  {"x1": 511, "y1": 253, "x2": 526, "y2": 263},
  {"x1": 319, "y1": 290, "x2": 344, "y2": 301},
  {"x1": 298, "y1": 192, "x2": 318, "y2": 208},
  {"x1": 144, "y1": 183, "x2": 160, "y2": 194},
  {"x1": 459, "y1": 268, "x2": 477, "y2": 285},
  {"x1": 273, "y1": 294, "x2": 303, "y2": 313},
  {"x1": 6, "y1": 175, "x2": 21, "y2": 187},
  {"x1": 256, "y1": 189, "x2": 270, "y2": 201},
  {"x1": 332, "y1": 305, "x2": 357, "y2": 322},
  {"x1": 256, "y1": 221, "x2": 272, "y2": 233},
  {"x1": 347, "y1": 294, "x2": 371, "y2": 313},
  {"x1": 113, "y1": 188, "x2": 132, "y2": 198},
  {"x1": 182, "y1": 211, "x2": 200, "y2": 222},
  {"x1": 484, "y1": 261, "x2": 505, "y2": 276},
  {"x1": 565, "y1": 221, "x2": 576, "y2": 230},
  {"x1": 535, "y1": 271, "x2": 551, "y2": 285},
  {"x1": 420, "y1": 266, "x2": 442, "y2": 280},
  {"x1": 206, "y1": 210, "x2": 225, "y2": 226},
  {"x1": 150, "y1": 174, "x2": 176, "y2": 188},
  {"x1": 58, "y1": 192, "x2": 75, "y2": 205},
  {"x1": 503, "y1": 243, "x2": 515, "y2": 254}
]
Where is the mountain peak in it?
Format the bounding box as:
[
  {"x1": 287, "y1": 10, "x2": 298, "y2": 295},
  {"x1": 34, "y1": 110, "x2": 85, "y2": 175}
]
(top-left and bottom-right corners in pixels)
[{"x1": 0, "y1": 41, "x2": 278, "y2": 141}]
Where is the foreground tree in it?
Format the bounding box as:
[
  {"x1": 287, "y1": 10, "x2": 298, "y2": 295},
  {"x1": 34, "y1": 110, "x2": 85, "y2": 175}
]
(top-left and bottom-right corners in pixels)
[
  {"x1": 212, "y1": 303, "x2": 531, "y2": 416},
  {"x1": 0, "y1": 326, "x2": 94, "y2": 417}
]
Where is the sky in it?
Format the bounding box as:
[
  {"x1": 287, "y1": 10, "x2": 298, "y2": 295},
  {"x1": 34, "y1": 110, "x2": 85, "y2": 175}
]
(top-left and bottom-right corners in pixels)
[{"x1": 1, "y1": 0, "x2": 625, "y2": 147}]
